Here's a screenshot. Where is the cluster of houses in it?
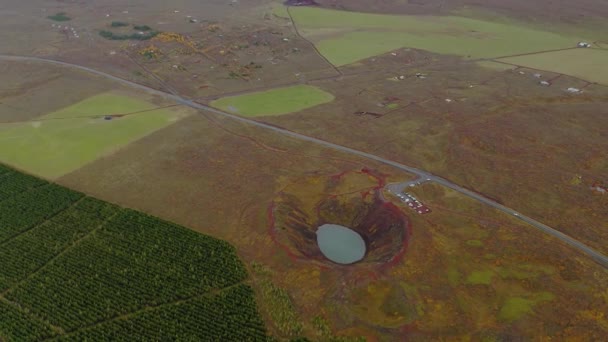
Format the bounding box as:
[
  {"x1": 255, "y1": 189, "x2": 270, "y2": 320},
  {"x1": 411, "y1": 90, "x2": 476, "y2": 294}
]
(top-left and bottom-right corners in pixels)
[{"x1": 396, "y1": 192, "x2": 431, "y2": 215}]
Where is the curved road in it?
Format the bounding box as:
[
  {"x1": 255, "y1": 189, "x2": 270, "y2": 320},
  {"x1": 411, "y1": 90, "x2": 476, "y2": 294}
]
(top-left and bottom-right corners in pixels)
[{"x1": 2, "y1": 54, "x2": 607, "y2": 269}]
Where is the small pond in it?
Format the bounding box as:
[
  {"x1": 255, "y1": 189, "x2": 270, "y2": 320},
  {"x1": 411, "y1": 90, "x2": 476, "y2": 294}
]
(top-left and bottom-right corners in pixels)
[{"x1": 316, "y1": 224, "x2": 366, "y2": 264}]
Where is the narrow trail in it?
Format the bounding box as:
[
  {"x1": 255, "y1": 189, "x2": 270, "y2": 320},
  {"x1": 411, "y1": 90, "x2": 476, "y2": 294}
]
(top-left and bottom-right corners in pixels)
[
  {"x1": 0, "y1": 297, "x2": 64, "y2": 335},
  {"x1": 200, "y1": 69, "x2": 371, "y2": 102},
  {"x1": 0, "y1": 206, "x2": 121, "y2": 336},
  {"x1": 0, "y1": 195, "x2": 84, "y2": 249},
  {"x1": 126, "y1": 54, "x2": 180, "y2": 96},
  {"x1": 1, "y1": 54, "x2": 607, "y2": 270},
  {"x1": 48, "y1": 280, "x2": 249, "y2": 340}
]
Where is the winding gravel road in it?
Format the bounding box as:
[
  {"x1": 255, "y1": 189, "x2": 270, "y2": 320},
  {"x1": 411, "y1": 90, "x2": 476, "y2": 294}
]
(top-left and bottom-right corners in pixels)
[{"x1": 2, "y1": 54, "x2": 606, "y2": 269}]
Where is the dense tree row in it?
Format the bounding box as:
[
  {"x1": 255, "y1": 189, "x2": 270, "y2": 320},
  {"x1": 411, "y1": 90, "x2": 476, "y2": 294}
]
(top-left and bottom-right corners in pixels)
[
  {"x1": 7, "y1": 209, "x2": 249, "y2": 330},
  {"x1": 0, "y1": 164, "x2": 268, "y2": 340},
  {"x1": 0, "y1": 164, "x2": 12, "y2": 175},
  {"x1": 0, "y1": 184, "x2": 83, "y2": 243},
  {"x1": 0, "y1": 300, "x2": 55, "y2": 341},
  {"x1": 57, "y1": 285, "x2": 268, "y2": 341},
  {"x1": 0, "y1": 198, "x2": 119, "y2": 292},
  {"x1": 0, "y1": 172, "x2": 46, "y2": 201}
]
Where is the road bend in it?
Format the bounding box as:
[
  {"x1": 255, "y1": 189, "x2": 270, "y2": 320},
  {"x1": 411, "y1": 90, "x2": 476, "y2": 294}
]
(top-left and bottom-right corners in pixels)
[{"x1": 2, "y1": 54, "x2": 607, "y2": 269}]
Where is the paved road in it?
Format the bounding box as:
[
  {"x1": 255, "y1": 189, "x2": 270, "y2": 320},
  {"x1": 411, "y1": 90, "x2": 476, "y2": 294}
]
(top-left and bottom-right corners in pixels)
[
  {"x1": 2, "y1": 54, "x2": 607, "y2": 269},
  {"x1": 386, "y1": 178, "x2": 430, "y2": 194}
]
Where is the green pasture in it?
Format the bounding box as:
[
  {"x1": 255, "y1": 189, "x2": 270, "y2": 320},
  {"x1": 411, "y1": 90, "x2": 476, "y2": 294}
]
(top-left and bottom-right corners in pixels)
[
  {"x1": 210, "y1": 85, "x2": 334, "y2": 117},
  {"x1": 0, "y1": 93, "x2": 182, "y2": 179},
  {"x1": 498, "y1": 48, "x2": 608, "y2": 85},
  {"x1": 453, "y1": 7, "x2": 608, "y2": 43},
  {"x1": 42, "y1": 92, "x2": 158, "y2": 119},
  {"x1": 271, "y1": 3, "x2": 290, "y2": 19},
  {"x1": 289, "y1": 7, "x2": 580, "y2": 66}
]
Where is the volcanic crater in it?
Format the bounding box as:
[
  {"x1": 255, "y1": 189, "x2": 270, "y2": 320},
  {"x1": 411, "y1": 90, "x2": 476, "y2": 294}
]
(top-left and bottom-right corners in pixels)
[{"x1": 269, "y1": 169, "x2": 410, "y2": 267}]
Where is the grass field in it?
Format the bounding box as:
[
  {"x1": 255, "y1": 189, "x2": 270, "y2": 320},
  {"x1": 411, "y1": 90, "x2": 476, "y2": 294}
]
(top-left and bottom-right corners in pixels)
[
  {"x1": 0, "y1": 93, "x2": 185, "y2": 179},
  {"x1": 0, "y1": 166, "x2": 267, "y2": 341},
  {"x1": 210, "y1": 85, "x2": 334, "y2": 117},
  {"x1": 497, "y1": 48, "x2": 608, "y2": 85},
  {"x1": 476, "y1": 61, "x2": 516, "y2": 71},
  {"x1": 289, "y1": 7, "x2": 580, "y2": 66},
  {"x1": 452, "y1": 7, "x2": 608, "y2": 43}
]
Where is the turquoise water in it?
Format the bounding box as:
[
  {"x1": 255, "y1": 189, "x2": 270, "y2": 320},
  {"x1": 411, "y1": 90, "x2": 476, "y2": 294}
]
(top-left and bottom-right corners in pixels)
[{"x1": 316, "y1": 224, "x2": 366, "y2": 264}]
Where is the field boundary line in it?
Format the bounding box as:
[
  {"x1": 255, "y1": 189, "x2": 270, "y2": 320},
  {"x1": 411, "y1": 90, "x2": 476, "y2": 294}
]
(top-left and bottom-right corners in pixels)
[
  {"x1": 199, "y1": 69, "x2": 370, "y2": 102},
  {"x1": 49, "y1": 280, "x2": 249, "y2": 340},
  {"x1": 0, "y1": 191, "x2": 84, "y2": 246},
  {"x1": 0, "y1": 104, "x2": 181, "y2": 125},
  {"x1": 0, "y1": 297, "x2": 63, "y2": 336},
  {"x1": 0, "y1": 206, "x2": 121, "y2": 297},
  {"x1": 485, "y1": 46, "x2": 580, "y2": 60},
  {"x1": 285, "y1": 6, "x2": 343, "y2": 77},
  {"x1": 489, "y1": 59, "x2": 604, "y2": 86}
]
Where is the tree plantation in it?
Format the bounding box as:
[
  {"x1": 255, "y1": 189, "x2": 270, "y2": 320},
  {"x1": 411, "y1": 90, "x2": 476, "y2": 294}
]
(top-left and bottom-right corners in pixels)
[{"x1": 0, "y1": 165, "x2": 268, "y2": 341}]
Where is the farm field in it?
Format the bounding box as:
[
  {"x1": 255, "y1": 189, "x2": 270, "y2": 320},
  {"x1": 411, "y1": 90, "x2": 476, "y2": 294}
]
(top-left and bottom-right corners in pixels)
[
  {"x1": 288, "y1": 6, "x2": 581, "y2": 66},
  {"x1": 0, "y1": 165, "x2": 268, "y2": 341},
  {"x1": 0, "y1": 93, "x2": 187, "y2": 179},
  {"x1": 0, "y1": 62, "x2": 114, "y2": 123},
  {"x1": 476, "y1": 60, "x2": 517, "y2": 71},
  {"x1": 498, "y1": 48, "x2": 608, "y2": 85},
  {"x1": 210, "y1": 85, "x2": 335, "y2": 117}
]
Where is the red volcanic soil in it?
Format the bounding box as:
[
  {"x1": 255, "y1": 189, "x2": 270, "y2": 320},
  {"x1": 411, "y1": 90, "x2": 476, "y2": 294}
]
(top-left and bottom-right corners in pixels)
[{"x1": 269, "y1": 169, "x2": 411, "y2": 268}]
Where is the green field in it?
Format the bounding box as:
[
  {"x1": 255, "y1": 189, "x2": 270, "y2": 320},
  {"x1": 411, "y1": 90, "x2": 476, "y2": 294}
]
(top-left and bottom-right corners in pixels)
[
  {"x1": 289, "y1": 7, "x2": 580, "y2": 66},
  {"x1": 210, "y1": 85, "x2": 334, "y2": 117},
  {"x1": 498, "y1": 48, "x2": 608, "y2": 85},
  {"x1": 0, "y1": 166, "x2": 268, "y2": 341},
  {"x1": 476, "y1": 61, "x2": 516, "y2": 71},
  {"x1": 0, "y1": 93, "x2": 184, "y2": 179}
]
